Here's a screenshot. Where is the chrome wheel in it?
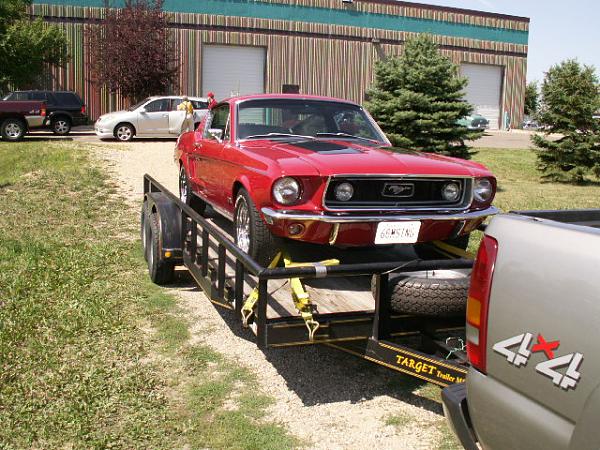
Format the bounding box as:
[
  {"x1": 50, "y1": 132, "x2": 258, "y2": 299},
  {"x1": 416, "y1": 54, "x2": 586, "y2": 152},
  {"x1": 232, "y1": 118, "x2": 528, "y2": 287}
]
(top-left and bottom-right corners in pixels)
[
  {"x1": 5, "y1": 122, "x2": 22, "y2": 139},
  {"x1": 235, "y1": 196, "x2": 251, "y2": 253},
  {"x1": 179, "y1": 167, "x2": 188, "y2": 203},
  {"x1": 116, "y1": 125, "x2": 133, "y2": 141},
  {"x1": 53, "y1": 119, "x2": 70, "y2": 134}
]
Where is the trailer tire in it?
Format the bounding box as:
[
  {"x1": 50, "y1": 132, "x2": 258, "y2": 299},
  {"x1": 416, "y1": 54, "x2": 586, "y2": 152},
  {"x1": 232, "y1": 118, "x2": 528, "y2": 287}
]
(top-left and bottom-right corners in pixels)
[
  {"x1": 140, "y1": 201, "x2": 150, "y2": 261},
  {"x1": 147, "y1": 211, "x2": 175, "y2": 284},
  {"x1": 372, "y1": 269, "x2": 470, "y2": 317},
  {"x1": 234, "y1": 188, "x2": 280, "y2": 267},
  {"x1": 413, "y1": 234, "x2": 470, "y2": 260}
]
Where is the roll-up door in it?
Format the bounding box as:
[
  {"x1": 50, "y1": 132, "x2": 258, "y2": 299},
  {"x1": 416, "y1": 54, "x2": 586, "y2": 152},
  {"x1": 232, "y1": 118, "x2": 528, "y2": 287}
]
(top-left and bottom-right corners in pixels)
[
  {"x1": 461, "y1": 63, "x2": 503, "y2": 130},
  {"x1": 202, "y1": 45, "x2": 266, "y2": 101}
]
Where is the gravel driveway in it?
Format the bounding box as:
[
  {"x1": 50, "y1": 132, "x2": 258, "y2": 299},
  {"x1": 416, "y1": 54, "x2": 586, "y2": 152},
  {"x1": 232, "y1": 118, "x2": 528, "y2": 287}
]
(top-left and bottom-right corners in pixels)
[{"x1": 96, "y1": 140, "x2": 455, "y2": 450}]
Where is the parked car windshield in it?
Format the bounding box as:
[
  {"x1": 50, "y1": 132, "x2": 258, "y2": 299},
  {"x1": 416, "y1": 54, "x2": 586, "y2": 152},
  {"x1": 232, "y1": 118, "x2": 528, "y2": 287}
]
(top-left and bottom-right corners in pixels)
[
  {"x1": 129, "y1": 98, "x2": 150, "y2": 111},
  {"x1": 237, "y1": 99, "x2": 386, "y2": 144}
]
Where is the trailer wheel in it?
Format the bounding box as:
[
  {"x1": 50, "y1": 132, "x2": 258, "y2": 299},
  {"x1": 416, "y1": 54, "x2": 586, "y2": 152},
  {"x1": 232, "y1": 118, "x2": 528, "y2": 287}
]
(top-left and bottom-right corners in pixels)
[
  {"x1": 413, "y1": 234, "x2": 470, "y2": 260},
  {"x1": 140, "y1": 201, "x2": 150, "y2": 261},
  {"x1": 147, "y1": 211, "x2": 175, "y2": 284},
  {"x1": 372, "y1": 269, "x2": 470, "y2": 317},
  {"x1": 234, "y1": 188, "x2": 279, "y2": 266}
]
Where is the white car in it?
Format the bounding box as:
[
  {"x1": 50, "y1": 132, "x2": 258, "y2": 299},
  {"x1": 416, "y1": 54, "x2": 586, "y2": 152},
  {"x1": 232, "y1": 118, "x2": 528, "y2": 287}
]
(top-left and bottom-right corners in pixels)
[{"x1": 95, "y1": 96, "x2": 208, "y2": 141}]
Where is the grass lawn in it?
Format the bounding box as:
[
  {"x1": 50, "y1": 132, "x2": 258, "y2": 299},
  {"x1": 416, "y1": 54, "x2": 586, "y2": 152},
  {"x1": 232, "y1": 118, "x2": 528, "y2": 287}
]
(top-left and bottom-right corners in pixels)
[
  {"x1": 0, "y1": 142, "x2": 295, "y2": 449},
  {"x1": 473, "y1": 148, "x2": 600, "y2": 211},
  {"x1": 1, "y1": 142, "x2": 598, "y2": 449}
]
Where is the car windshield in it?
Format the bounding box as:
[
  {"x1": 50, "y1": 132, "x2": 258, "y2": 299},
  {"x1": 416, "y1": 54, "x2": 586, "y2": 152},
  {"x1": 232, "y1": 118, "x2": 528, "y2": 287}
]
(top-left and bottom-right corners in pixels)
[
  {"x1": 237, "y1": 99, "x2": 387, "y2": 144},
  {"x1": 129, "y1": 98, "x2": 150, "y2": 111}
]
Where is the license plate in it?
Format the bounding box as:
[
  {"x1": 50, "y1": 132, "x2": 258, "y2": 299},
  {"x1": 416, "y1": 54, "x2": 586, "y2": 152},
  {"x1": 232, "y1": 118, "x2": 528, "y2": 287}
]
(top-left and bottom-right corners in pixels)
[{"x1": 374, "y1": 221, "x2": 421, "y2": 244}]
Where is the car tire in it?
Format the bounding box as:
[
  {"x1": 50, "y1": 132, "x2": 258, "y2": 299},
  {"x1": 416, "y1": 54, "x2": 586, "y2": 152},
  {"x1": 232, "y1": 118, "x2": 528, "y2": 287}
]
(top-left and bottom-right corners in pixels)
[
  {"x1": 51, "y1": 116, "x2": 72, "y2": 135},
  {"x1": 372, "y1": 269, "x2": 470, "y2": 317},
  {"x1": 147, "y1": 210, "x2": 175, "y2": 284},
  {"x1": 413, "y1": 234, "x2": 470, "y2": 260},
  {"x1": 115, "y1": 123, "x2": 135, "y2": 141},
  {"x1": 1, "y1": 118, "x2": 26, "y2": 141},
  {"x1": 179, "y1": 165, "x2": 206, "y2": 215},
  {"x1": 234, "y1": 188, "x2": 280, "y2": 266}
]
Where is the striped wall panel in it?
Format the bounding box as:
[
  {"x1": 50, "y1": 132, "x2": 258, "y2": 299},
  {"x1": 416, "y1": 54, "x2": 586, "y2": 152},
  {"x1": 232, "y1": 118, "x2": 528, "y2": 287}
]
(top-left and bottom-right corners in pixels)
[
  {"x1": 31, "y1": 3, "x2": 527, "y2": 127},
  {"x1": 256, "y1": 0, "x2": 530, "y2": 31}
]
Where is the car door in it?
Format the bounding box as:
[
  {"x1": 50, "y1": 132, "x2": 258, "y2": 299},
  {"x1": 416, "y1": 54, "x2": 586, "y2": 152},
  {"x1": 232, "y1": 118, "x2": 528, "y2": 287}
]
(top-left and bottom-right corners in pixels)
[
  {"x1": 194, "y1": 103, "x2": 230, "y2": 207},
  {"x1": 137, "y1": 99, "x2": 170, "y2": 135},
  {"x1": 168, "y1": 98, "x2": 186, "y2": 135}
]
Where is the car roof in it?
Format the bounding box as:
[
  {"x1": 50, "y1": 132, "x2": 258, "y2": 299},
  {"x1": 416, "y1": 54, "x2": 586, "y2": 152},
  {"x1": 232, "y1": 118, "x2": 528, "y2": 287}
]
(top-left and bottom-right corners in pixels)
[
  {"x1": 147, "y1": 95, "x2": 208, "y2": 101},
  {"x1": 223, "y1": 93, "x2": 360, "y2": 106}
]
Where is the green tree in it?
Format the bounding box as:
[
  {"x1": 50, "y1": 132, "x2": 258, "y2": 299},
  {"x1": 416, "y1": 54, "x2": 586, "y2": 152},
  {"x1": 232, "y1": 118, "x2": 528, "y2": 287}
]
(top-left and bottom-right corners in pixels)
[
  {"x1": 524, "y1": 81, "x2": 539, "y2": 117},
  {"x1": 87, "y1": 0, "x2": 178, "y2": 102},
  {"x1": 0, "y1": 0, "x2": 68, "y2": 92},
  {"x1": 366, "y1": 34, "x2": 480, "y2": 159},
  {"x1": 532, "y1": 60, "x2": 600, "y2": 182}
]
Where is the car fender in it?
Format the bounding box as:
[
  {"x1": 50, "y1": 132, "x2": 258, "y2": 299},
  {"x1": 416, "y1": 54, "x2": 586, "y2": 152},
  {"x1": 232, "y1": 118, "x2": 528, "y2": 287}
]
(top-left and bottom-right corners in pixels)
[
  {"x1": 144, "y1": 192, "x2": 183, "y2": 263},
  {"x1": 232, "y1": 175, "x2": 254, "y2": 206},
  {"x1": 48, "y1": 110, "x2": 74, "y2": 121}
]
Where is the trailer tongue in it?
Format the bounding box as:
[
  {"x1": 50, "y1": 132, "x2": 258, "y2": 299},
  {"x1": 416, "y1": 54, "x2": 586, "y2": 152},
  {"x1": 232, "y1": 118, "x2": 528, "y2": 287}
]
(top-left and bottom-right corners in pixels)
[{"x1": 142, "y1": 174, "x2": 471, "y2": 387}]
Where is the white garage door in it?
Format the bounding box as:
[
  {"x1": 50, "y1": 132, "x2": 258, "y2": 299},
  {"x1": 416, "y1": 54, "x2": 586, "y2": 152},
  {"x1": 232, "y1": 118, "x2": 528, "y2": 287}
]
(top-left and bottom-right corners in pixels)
[
  {"x1": 461, "y1": 64, "x2": 503, "y2": 130},
  {"x1": 202, "y1": 45, "x2": 266, "y2": 101}
]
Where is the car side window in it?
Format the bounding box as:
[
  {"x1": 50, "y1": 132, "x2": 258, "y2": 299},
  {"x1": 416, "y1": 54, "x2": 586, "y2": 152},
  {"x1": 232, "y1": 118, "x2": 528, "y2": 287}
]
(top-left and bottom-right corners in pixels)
[
  {"x1": 191, "y1": 100, "x2": 209, "y2": 110},
  {"x1": 29, "y1": 92, "x2": 47, "y2": 101},
  {"x1": 206, "y1": 104, "x2": 230, "y2": 140},
  {"x1": 171, "y1": 98, "x2": 183, "y2": 111},
  {"x1": 144, "y1": 99, "x2": 169, "y2": 112}
]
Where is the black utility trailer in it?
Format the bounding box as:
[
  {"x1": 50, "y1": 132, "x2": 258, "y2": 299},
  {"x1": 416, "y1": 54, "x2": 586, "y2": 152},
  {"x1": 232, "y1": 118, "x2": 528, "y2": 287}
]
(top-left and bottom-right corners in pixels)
[{"x1": 141, "y1": 174, "x2": 472, "y2": 387}]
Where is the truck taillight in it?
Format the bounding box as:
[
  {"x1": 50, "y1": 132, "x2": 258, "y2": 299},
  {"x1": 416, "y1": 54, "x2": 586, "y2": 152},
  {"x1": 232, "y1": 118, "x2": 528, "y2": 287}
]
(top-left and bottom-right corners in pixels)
[
  {"x1": 466, "y1": 235, "x2": 498, "y2": 374},
  {"x1": 81, "y1": 105, "x2": 86, "y2": 114}
]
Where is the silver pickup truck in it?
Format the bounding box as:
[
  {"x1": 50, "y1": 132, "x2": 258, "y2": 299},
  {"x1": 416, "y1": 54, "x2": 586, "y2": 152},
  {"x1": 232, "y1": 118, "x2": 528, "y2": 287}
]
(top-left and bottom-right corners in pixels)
[{"x1": 442, "y1": 209, "x2": 600, "y2": 450}]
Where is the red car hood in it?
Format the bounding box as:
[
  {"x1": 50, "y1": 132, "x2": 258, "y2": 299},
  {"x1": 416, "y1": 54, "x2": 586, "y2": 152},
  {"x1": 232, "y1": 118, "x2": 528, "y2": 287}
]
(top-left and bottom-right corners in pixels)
[{"x1": 240, "y1": 139, "x2": 490, "y2": 177}]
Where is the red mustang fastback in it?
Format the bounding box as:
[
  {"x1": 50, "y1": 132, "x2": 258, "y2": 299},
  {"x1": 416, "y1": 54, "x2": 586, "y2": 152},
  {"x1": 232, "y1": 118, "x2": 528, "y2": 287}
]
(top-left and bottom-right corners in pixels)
[{"x1": 174, "y1": 94, "x2": 497, "y2": 264}]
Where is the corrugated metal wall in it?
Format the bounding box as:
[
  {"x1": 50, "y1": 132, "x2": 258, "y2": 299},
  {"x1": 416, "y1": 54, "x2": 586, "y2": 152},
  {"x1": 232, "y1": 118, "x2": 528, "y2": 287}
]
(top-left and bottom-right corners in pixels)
[{"x1": 31, "y1": 1, "x2": 528, "y2": 126}]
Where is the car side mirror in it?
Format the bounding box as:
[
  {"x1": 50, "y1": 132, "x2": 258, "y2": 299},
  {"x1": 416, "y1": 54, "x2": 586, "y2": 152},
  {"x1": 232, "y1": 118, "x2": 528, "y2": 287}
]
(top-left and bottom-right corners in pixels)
[
  {"x1": 208, "y1": 128, "x2": 223, "y2": 142},
  {"x1": 139, "y1": 108, "x2": 147, "y2": 114}
]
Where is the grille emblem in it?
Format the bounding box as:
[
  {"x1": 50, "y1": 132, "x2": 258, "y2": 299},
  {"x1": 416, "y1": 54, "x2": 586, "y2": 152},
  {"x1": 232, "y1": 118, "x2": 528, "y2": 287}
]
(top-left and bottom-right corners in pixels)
[{"x1": 382, "y1": 182, "x2": 415, "y2": 198}]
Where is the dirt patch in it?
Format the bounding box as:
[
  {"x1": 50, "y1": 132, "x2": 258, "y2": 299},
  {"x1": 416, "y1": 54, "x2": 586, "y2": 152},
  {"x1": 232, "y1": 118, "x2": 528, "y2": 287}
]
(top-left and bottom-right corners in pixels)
[{"x1": 96, "y1": 141, "x2": 448, "y2": 449}]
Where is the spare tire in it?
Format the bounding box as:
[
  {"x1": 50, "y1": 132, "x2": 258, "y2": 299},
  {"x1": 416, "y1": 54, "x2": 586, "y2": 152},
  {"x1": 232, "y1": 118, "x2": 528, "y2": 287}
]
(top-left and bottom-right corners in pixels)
[{"x1": 372, "y1": 269, "x2": 470, "y2": 317}]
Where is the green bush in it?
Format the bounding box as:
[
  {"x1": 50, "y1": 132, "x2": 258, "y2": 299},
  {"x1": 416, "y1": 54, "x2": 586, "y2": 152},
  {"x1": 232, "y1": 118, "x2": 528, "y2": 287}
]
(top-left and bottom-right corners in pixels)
[
  {"x1": 532, "y1": 60, "x2": 600, "y2": 182},
  {"x1": 366, "y1": 34, "x2": 481, "y2": 159}
]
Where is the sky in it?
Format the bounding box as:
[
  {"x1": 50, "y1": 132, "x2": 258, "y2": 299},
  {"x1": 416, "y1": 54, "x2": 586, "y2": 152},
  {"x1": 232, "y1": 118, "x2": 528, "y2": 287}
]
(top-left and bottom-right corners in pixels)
[{"x1": 411, "y1": 0, "x2": 600, "y2": 84}]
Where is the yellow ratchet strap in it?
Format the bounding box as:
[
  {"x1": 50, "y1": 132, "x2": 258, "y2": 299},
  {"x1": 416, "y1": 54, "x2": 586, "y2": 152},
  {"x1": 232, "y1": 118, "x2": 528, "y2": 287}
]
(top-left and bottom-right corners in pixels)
[
  {"x1": 283, "y1": 253, "x2": 339, "y2": 341},
  {"x1": 241, "y1": 251, "x2": 282, "y2": 327},
  {"x1": 432, "y1": 240, "x2": 475, "y2": 259}
]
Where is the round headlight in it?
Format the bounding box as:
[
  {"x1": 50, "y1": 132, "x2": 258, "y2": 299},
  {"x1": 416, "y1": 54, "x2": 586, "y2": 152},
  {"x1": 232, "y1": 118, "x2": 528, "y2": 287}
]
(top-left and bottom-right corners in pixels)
[
  {"x1": 272, "y1": 177, "x2": 301, "y2": 205},
  {"x1": 474, "y1": 178, "x2": 494, "y2": 202},
  {"x1": 441, "y1": 182, "x2": 461, "y2": 202},
  {"x1": 334, "y1": 182, "x2": 354, "y2": 202}
]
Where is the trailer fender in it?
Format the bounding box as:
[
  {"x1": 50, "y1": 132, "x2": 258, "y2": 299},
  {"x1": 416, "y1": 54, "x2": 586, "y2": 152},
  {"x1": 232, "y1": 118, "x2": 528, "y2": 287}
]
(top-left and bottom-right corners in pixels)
[{"x1": 145, "y1": 192, "x2": 183, "y2": 264}]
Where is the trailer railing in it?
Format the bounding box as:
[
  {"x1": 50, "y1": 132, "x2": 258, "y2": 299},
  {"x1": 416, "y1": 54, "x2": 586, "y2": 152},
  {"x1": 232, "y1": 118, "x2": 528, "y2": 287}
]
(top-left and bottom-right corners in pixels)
[{"x1": 143, "y1": 174, "x2": 474, "y2": 386}]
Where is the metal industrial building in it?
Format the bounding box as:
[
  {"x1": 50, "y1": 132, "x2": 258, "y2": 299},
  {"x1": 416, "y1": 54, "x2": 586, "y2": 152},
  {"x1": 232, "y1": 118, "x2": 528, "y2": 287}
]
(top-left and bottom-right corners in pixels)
[{"x1": 31, "y1": 0, "x2": 529, "y2": 128}]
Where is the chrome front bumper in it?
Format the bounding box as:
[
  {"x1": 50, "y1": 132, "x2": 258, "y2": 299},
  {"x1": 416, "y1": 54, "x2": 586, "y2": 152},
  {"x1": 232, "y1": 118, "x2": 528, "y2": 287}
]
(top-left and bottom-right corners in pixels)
[{"x1": 261, "y1": 206, "x2": 499, "y2": 224}]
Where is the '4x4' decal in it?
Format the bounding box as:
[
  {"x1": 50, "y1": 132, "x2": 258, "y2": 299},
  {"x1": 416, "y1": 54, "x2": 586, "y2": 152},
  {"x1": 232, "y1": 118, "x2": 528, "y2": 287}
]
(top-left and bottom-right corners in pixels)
[{"x1": 493, "y1": 333, "x2": 583, "y2": 391}]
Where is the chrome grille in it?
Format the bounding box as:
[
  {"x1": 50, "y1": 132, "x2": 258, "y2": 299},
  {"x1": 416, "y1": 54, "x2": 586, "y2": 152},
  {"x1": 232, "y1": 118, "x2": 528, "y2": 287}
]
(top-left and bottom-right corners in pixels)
[{"x1": 324, "y1": 177, "x2": 472, "y2": 210}]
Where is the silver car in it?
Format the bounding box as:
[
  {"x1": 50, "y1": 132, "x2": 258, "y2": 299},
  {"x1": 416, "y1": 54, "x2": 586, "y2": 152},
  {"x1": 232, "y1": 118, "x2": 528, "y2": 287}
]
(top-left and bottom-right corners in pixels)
[{"x1": 95, "y1": 96, "x2": 208, "y2": 141}]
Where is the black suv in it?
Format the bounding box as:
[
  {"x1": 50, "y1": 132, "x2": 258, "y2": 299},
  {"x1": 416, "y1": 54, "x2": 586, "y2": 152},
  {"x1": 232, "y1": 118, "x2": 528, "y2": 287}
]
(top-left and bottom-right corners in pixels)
[{"x1": 2, "y1": 90, "x2": 88, "y2": 135}]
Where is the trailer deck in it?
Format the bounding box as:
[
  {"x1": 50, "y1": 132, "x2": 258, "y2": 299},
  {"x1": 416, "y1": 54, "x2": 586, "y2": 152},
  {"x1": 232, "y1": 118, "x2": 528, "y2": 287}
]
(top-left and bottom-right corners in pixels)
[{"x1": 142, "y1": 174, "x2": 472, "y2": 387}]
